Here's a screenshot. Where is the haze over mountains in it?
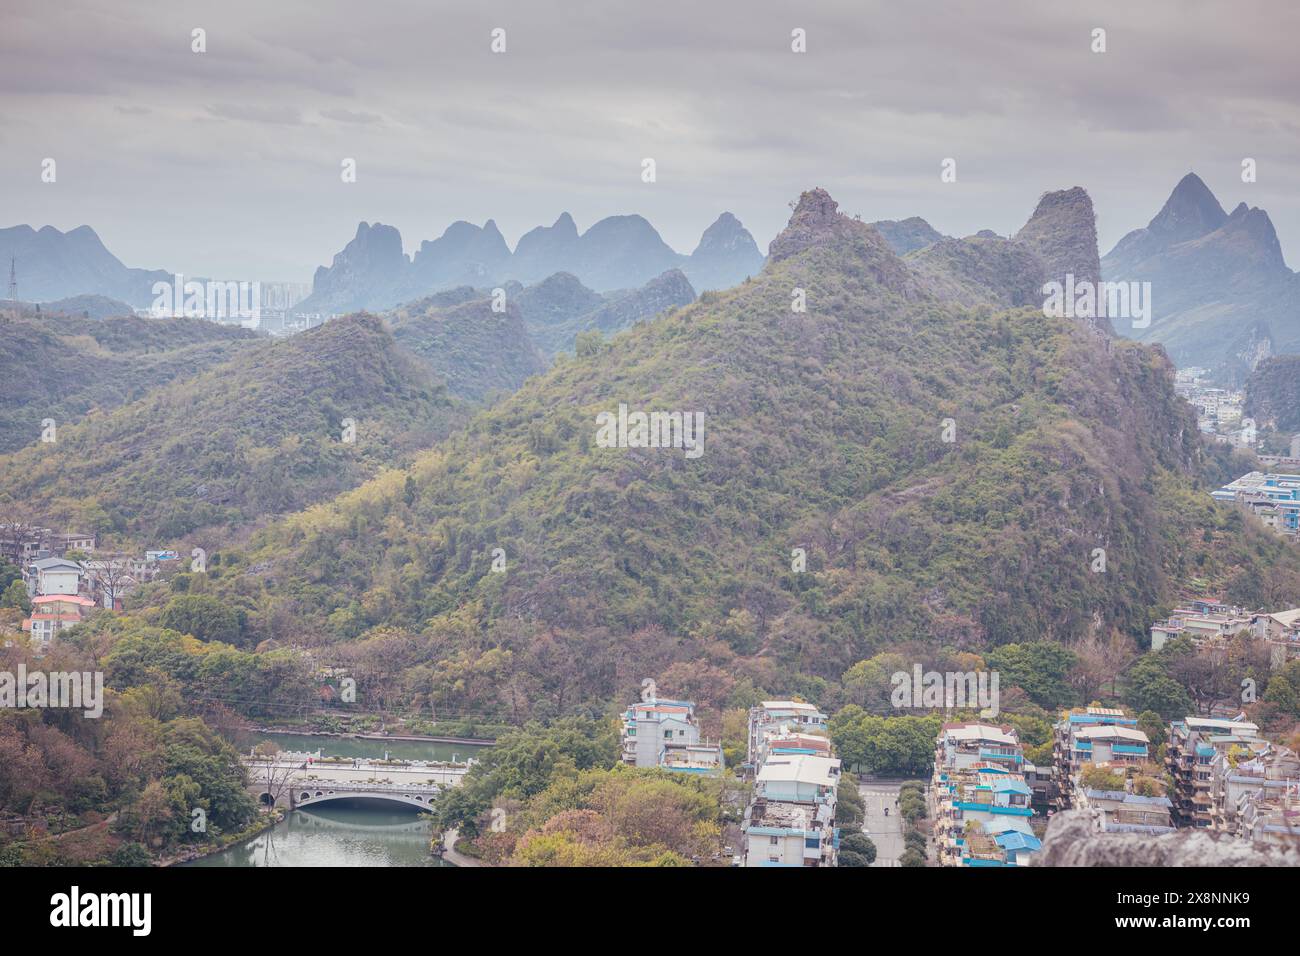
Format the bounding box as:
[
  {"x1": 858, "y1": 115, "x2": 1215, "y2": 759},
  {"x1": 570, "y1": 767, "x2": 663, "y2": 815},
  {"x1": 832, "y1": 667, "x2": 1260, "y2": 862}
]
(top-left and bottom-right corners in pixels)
[
  {"x1": 4, "y1": 173, "x2": 1295, "y2": 384},
  {"x1": 0, "y1": 224, "x2": 171, "y2": 308}
]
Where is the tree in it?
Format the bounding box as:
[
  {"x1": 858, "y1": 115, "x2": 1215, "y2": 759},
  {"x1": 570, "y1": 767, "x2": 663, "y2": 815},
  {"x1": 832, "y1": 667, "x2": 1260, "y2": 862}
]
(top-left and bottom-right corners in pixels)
[
  {"x1": 829, "y1": 708, "x2": 942, "y2": 776},
  {"x1": 2, "y1": 579, "x2": 30, "y2": 613},
  {"x1": 986, "y1": 642, "x2": 1079, "y2": 710},
  {"x1": 86, "y1": 558, "x2": 135, "y2": 610},
  {"x1": 248, "y1": 740, "x2": 300, "y2": 813},
  {"x1": 899, "y1": 848, "x2": 926, "y2": 867},
  {"x1": 160, "y1": 594, "x2": 242, "y2": 644},
  {"x1": 840, "y1": 831, "x2": 876, "y2": 864},
  {"x1": 110, "y1": 842, "x2": 153, "y2": 867}
]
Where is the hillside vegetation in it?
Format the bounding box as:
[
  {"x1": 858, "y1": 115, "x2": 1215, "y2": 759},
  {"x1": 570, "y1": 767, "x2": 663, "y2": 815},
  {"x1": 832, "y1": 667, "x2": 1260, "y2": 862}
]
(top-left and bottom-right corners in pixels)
[
  {"x1": 0, "y1": 312, "x2": 259, "y2": 453},
  {"x1": 0, "y1": 314, "x2": 464, "y2": 542},
  {"x1": 209, "y1": 189, "x2": 1300, "y2": 716}
]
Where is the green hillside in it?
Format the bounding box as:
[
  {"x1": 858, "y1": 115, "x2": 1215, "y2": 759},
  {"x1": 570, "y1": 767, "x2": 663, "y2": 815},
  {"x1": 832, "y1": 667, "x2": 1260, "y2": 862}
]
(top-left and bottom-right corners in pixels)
[
  {"x1": 389, "y1": 296, "x2": 547, "y2": 402},
  {"x1": 0, "y1": 313, "x2": 465, "y2": 542},
  {"x1": 216, "y1": 190, "x2": 1300, "y2": 713},
  {"x1": 0, "y1": 312, "x2": 260, "y2": 453}
]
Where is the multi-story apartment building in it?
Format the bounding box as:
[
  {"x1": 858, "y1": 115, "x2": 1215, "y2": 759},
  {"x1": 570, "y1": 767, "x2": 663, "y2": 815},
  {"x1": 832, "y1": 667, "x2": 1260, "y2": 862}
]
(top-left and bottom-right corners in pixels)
[
  {"x1": 744, "y1": 752, "x2": 841, "y2": 867},
  {"x1": 1211, "y1": 743, "x2": 1300, "y2": 843},
  {"x1": 1167, "y1": 716, "x2": 1260, "y2": 828},
  {"x1": 746, "y1": 700, "x2": 828, "y2": 768},
  {"x1": 932, "y1": 722, "x2": 1040, "y2": 866},
  {"x1": 1075, "y1": 787, "x2": 1175, "y2": 834},
  {"x1": 741, "y1": 699, "x2": 842, "y2": 867},
  {"x1": 1251, "y1": 608, "x2": 1300, "y2": 667},
  {"x1": 934, "y1": 721, "x2": 1025, "y2": 774},
  {"x1": 742, "y1": 797, "x2": 838, "y2": 867},
  {"x1": 1051, "y1": 708, "x2": 1150, "y2": 811},
  {"x1": 22, "y1": 593, "x2": 95, "y2": 649},
  {"x1": 620, "y1": 698, "x2": 702, "y2": 768}
]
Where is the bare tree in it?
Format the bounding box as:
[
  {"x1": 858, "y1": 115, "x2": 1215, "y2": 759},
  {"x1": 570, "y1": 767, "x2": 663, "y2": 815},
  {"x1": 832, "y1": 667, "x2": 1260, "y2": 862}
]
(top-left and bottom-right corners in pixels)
[
  {"x1": 249, "y1": 741, "x2": 304, "y2": 812},
  {"x1": 86, "y1": 556, "x2": 135, "y2": 609}
]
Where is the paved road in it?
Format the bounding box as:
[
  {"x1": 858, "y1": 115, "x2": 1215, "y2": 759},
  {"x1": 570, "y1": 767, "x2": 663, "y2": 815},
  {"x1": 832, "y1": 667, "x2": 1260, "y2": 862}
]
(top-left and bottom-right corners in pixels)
[{"x1": 857, "y1": 780, "x2": 905, "y2": 867}]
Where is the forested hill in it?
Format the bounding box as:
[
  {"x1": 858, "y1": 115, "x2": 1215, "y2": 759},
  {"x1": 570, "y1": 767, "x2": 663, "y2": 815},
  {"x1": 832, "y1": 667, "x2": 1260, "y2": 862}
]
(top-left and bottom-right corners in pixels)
[
  {"x1": 220, "y1": 188, "x2": 1300, "y2": 708},
  {"x1": 0, "y1": 311, "x2": 259, "y2": 453},
  {"x1": 0, "y1": 314, "x2": 466, "y2": 542}
]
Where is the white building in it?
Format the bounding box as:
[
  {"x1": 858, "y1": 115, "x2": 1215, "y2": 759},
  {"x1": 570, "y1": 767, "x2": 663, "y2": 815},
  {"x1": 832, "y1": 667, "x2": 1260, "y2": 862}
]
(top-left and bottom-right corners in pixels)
[
  {"x1": 26, "y1": 556, "x2": 84, "y2": 598},
  {"x1": 746, "y1": 700, "x2": 828, "y2": 767},
  {"x1": 742, "y1": 798, "x2": 837, "y2": 867},
  {"x1": 621, "y1": 698, "x2": 702, "y2": 768}
]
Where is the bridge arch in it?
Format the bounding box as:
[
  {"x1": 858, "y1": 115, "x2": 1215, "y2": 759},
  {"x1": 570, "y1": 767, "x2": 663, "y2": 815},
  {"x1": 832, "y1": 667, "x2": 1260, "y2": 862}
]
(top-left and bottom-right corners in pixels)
[{"x1": 292, "y1": 788, "x2": 442, "y2": 812}]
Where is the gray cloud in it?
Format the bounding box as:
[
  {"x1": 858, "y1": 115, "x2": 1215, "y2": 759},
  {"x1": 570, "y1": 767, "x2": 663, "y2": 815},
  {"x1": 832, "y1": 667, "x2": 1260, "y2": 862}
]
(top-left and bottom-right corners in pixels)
[{"x1": 1, "y1": 0, "x2": 1297, "y2": 280}]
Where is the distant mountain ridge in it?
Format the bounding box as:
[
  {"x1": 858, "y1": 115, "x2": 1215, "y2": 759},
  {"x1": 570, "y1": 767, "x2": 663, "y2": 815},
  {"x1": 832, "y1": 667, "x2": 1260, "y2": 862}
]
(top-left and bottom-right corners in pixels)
[
  {"x1": 0, "y1": 224, "x2": 172, "y2": 308},
  {"x1": 1102, "y1": 172, "x2": 1300, "y2": 381},
  {"x1": 298, "y1": 210, "x2": 762, "y2": 314}
]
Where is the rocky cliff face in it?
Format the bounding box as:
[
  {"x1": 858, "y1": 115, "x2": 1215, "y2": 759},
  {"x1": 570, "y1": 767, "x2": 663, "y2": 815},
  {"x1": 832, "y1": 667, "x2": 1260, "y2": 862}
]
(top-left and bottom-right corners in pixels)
[
  {"x1": 1245, "y1": 353, "x2": 1300, "y2": 432},
  {"x1": 1014, "y1": 187, "x2": 1103, "y2": 288},
  {"x1": 1013, "y1": 186, "x2": 1110, "y2": 334},
  {"x1": 769, "y1": 188, "x2": 920, "y2": 298},
  {"x1": 1034, "y1": 810, "x2": 1298, "y2": 866},
  {"x1": 304, "y1": 221, "x2": 410, "y2": 314}
]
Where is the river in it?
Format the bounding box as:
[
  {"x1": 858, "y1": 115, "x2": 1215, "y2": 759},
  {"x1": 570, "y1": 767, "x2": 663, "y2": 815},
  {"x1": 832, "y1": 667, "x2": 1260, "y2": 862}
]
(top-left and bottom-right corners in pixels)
[{"x1": 189, "y1": 731, "x2": 487, "y2": 867}]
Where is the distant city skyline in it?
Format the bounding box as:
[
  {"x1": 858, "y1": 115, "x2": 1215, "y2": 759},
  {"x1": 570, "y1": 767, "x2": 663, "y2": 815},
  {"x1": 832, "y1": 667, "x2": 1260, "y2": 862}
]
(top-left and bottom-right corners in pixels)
[{"x1": 2, "y1": 0, "x2": 1298, "y2": 282}]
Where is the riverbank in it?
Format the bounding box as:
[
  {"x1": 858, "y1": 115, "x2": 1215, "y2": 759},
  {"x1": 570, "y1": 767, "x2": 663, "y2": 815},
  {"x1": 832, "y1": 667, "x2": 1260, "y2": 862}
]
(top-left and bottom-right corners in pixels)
[
  {"x1": 439, "y1": 829, "x2": 486, "y2": 868},
  {"x1": 160, "y1": 809, "x2": 284, "y2": 867}
]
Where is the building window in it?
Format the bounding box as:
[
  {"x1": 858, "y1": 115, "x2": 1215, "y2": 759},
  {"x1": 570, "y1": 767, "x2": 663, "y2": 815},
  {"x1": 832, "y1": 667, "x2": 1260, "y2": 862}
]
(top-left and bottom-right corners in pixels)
[{"x1": 770, "y1": 836, "x2": 779, "y2": 845}]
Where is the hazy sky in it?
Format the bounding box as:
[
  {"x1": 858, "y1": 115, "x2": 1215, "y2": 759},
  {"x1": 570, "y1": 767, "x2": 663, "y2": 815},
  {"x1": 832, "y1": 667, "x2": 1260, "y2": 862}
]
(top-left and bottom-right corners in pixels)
[{"x1": 3, "y1": 0, "x2": 1298, "y2": 282}]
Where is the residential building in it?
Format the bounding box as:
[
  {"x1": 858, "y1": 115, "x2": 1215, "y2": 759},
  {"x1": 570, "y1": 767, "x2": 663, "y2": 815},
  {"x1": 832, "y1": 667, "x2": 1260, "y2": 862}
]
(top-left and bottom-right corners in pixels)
[
  {"x1": 1212, "y1": 742, "x2": 1300, "y2": 844},
  {"x1": 1076, "y1": 788, "x2": 1175, "y2": 834},
  {"x1": 21, "y1": 593, "x2": 95, "y2": 649},
  {"x1": 25, "y1": 556, "x2": 84, "y2": 598},
  {"x1": 1051, "y1": 708, "x2": 1150, "y2": 811},
  {"x1": 620, "y1": 697, "x2": 703, "y2": 768},
  {"x1": 742, "y1": 797, "x2": 838, "y2": 867},
  {"x1": 1251, "y1": 608, "x2": 1300, "y2": 667},
  {"x1": 751, "y1": 730, "x2": 831, "y2": 769},
  {"x1": 932, "y1": 722, "x2": 1041, "y2": 866},
  {"x1": 744, "y1": 752, "x2": 841, "y2": 867},
  {"x1": 755, "y1": 752, "x2": 841, "y2": 805},
  {"x1": 660, "y1": 741, "x2": 724, "y2": 774},
  {"x1": 1149, "y1": 599, "x2": 1254, "y2": 652},
  {"x1": 1232, "y1": 749, "x2": 1300, "y2": 848},
  {"x1": 741, "y1": 698, "x2": 843, "y2": 867},
  {"x1": 935, "y1": 721, "x2": 1026, "y2": 775},
  {"x1": 746, "y1": 700, "x2": 828, "y2": 768},
  {"x1": 1167, "y1": 716, "x2": 1261, "y2": 828},
  {"x1": 1213, "y1": 471, "x2": 1300, "y2": 538}
]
